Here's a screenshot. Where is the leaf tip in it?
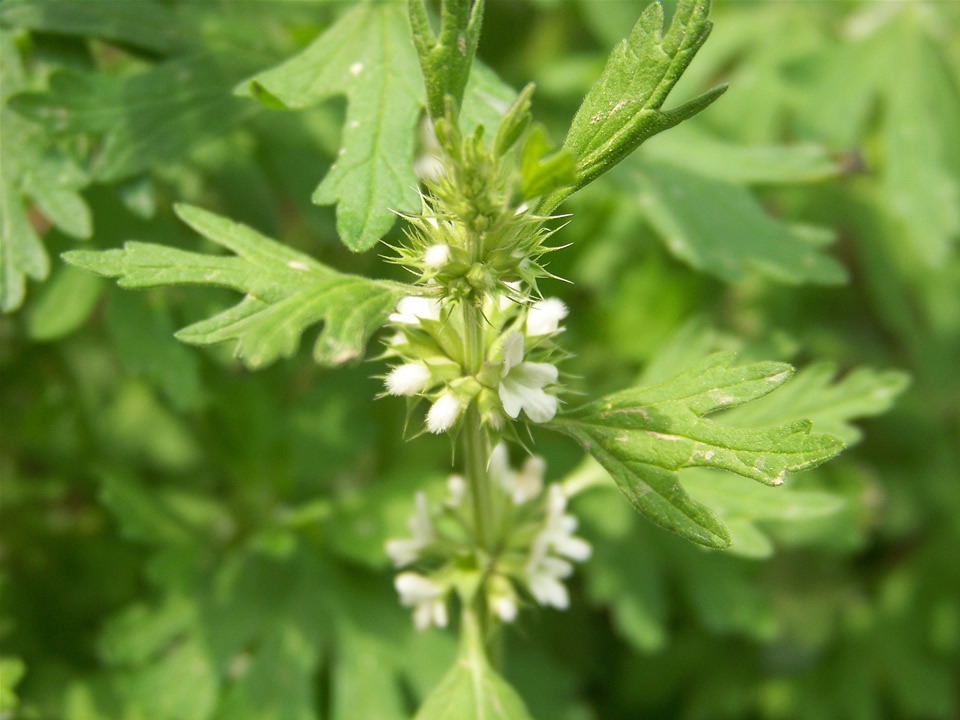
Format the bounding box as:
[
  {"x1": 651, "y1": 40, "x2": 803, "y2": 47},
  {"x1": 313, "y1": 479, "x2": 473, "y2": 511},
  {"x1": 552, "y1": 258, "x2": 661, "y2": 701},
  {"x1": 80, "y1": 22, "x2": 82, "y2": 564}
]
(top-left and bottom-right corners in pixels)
[{"x1": 246, "y1": 80, "x2": 289, "y2": 110}]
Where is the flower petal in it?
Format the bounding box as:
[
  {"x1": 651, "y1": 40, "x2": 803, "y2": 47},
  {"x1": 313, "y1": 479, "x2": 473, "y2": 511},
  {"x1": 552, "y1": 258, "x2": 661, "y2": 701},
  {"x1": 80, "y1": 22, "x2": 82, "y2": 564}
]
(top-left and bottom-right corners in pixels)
[
  {"x1": 501, "y1": 331, "x2": 524, "y2": 375},
  {"x1": 529, "y1": 573, "x2": 569, "y2": 609},
  {"x1": 511, "y1": 361, "x2": 559, "y2": 388},
  {"x1": 520, "y1": 387, "x2": 558, "y2": 423},
  {"x1": 499, "y1": 377, "x2": 526, "y2": 419},
  {"x1": 527, "y1": 298, "x2": 568, "y2": 336}
]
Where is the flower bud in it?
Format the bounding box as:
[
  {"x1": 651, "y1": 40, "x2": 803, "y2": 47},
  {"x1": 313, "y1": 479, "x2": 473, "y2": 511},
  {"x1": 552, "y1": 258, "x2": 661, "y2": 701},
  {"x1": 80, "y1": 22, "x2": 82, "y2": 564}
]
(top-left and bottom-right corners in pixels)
[
  {"x1": 423, "y1": 243, "x2": 451, "y2": 268},
  {"x1": 426, "y1": 392, "x2": 463, "y2": 433},
  {"x1": 526, "y1": 298, "x2": 568, "y2": 336},
  {"x1": 385, "y1": 363, "x2": 432, "y2": 396}
]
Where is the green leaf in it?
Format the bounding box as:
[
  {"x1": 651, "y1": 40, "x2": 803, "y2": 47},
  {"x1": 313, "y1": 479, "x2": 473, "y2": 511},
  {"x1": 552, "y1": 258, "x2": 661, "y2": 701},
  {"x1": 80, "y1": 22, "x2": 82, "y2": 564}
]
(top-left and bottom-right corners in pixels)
[
  {"x1": 681, "y1": 470, "x2": 846, "y2": 559},
  {"x1": 104, "y1": 289, "x2": 204, "y2": 412},
  {"x1": 409, "y1": 0, "x2": 485, "y2": 121},
  {"x1": 881, "y1": 23, "x2": 960, "y2": 266},
  {"x1": 718, "y1": 362, "x2": 911, "y2": 445},
  {"x1": 0, "y1": 0, "x2": 187, "y2": 53},
  {"x1": 99, "y1": 596, "x2": 195, "y2": 666},
  {"x1": 549, "y1": 352, "x2": 845, "y2": 548},
  {"x1": 631, "y1": 158, "x2": 848, "y2": 285},
  {"x1": 25, "y1": 262, "x2": 103, "y2": 341},
  {"x1": 63, "y1": 204, "x2": 409, "y2": 369},
  {"x1": 544, "y1": 0, "x2": 726, "y2": 211},
  {"x1": 791, "y1": 17, "x2": 960, "y2": 265},
  {"x1": 99, "y1": 472, "x2": 195, "y2": 546},
  {"x1": 642, "y1": 125, "x2": 843, "y2": 185},
  {"x1": 331, "y1": 622, "x2": 407, "y2": 720},
  {"x1": 10, "y1": 52, "x2": 262, "y2": 182},
  {"x1": 214, "y1": 625, "x2": 317, "y2": 720},
  {"x1": 414, "y1": 611, "x2": 533, "y2": 720},
  {"x1": 460, "y1": 59, "x2": 518, "y2": 138},
  {"x1": 125, "y1": 638, "x2": 219, "y2": 720},
  {"x1": 0, "y1": 657, "x2": 26, "y2": 713},
  {"x1": 241, "y1": 2, "x2": 423, "y2": 252},
  {"x1": 1, "y1": 32, "x2": 91, "y2": 312}
]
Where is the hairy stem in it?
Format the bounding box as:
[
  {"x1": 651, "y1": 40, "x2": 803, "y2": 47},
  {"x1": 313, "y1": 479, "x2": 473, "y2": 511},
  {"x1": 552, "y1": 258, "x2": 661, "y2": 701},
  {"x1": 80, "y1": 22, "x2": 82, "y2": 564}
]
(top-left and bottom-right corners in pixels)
[{"x1": 462, "y1": 299, "x2": 495, "y2": 550}]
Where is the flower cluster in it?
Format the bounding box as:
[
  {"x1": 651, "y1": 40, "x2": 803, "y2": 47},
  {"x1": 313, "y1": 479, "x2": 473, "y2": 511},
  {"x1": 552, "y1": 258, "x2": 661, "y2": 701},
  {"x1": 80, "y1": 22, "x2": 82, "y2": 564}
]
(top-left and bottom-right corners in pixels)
[
  {"x1": 386, "y1": 445, "x2": 591, "y2": 630},
  {"x1": 382, "y1": 290, "x2": 568, "y2": 434}
]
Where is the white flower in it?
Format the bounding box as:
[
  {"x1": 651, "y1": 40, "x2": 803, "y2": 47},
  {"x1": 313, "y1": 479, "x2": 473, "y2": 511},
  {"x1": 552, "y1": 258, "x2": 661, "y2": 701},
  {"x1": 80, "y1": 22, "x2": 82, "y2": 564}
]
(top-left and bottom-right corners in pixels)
[
  {"x1": 489, "y1": 442, "x2": 545, "y2": 504},
  {"x1": 389, "y1": 296, "x2": 442, "y2": 325},
  {"x1": 385, "y1": 492, "x2": 433, "y2": 567},
  {"x1": 446, "y1": 474, "x2": 466, "y2": 505},
  {"x1": 489, "y1": 575, "x2": 518, "y2": 623},
  {"x1": 526, "y1": 298, "x2": 568, "y2": 336},
  {"x1": 498, "y1": 332, "x2": 559, "y2": 423},
  {"x1": 426, "y1": 391, "x2": 462, "y2": 433},
  {"x1": 540, "y1": 485, "x2": 592, "y2": 561},
  {"x1": 523, "y1": 485, "x2": 591, "y2": 611},
  {"x1": 395, "y1": 572, "x2": 448, "y2": 630},
  {"x1": 423, "y1": 243, "x2": 451, "y2": 268},
  {"x1": 385, "y1": 362, "x2": 432, "y2": 396},
  {"x1": 525, "y1": 538, "x2": 573, "y2": 610}
]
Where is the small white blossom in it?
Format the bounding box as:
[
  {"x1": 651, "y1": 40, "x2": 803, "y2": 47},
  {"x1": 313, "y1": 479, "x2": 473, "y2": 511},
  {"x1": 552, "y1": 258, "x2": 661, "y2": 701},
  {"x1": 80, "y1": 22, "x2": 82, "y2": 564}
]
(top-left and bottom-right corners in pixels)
[
  {"x1": 512, "y1": 456, "x2": 546, "y2": 504},
  {"x1": 423, "y1": 243, "x2": 451, "y2": 268},
  {"x1": 526, "y1": 540, "x2": 573, "y2": 609},
  {"x1": 540, "y1": 485, "x2": 592, "y2": 561},
  {"x1": 498, "y1": 332, "x2": 559, "y2": 423},
  {"x1": 389, "y1": 296, "x2": 442, "y2": 325},
  {"x1": 489, "y1": 443, "x2": 545, "y2": 504},
  {"x1": 526, "y1": 298, "x2": 568, "y2": 336},
  {"x1": 523, "y1": 485, "x2": 591, "y2": 611},
  {"x1": 446, "y1": 474, "x2": 466, "y2": 505},
  {"x1": 426, "y1": 391, "x2": 462, "y2": 433},
  {"x1": 385, "y1": 362, "x2": 432, "y2": 396},
  {"x1": 489, "y1": 575, "x2": 519, "y2": 623},
  {"x1": 395, "y1": 572, "x2": 448, "y2": 630},
  {"x1": 385, "y1": 492, "x2": 433, "y2": 567}
]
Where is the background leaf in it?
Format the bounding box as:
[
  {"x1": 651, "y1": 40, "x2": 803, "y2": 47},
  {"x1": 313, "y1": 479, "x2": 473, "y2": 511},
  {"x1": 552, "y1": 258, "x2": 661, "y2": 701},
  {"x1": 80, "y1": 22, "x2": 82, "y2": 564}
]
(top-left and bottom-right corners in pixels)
[
  {"x1": 1, "y1": 32, "x2": 92, "y2": 312},
  {"x1": 11, "y1": 52, "x2": 264, "y2": 182},
  {"x1": 629, "y1": 158, "x2": 847, "y2": 285}
]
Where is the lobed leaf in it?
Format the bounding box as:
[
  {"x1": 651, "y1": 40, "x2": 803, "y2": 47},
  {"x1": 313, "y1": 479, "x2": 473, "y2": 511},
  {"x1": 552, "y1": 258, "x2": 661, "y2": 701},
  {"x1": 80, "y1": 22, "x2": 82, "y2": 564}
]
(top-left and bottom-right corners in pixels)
[
  {"x1": 681, "y1": 470, "x2": 846, "y2": 559},
  {"x1": 10, "y1": 51, "x2": 263, "y2": 182},
  {"x1": 549, "y1": 352, "x2": 845, "y2": 548},
  {"x1": 790, "y1": 18, "x2": 960, "y2": 266},
  {"x1": 0, "y1": 0, "x2": 188, "y2": 53},
  {"x1": 631, "y1": 158, "x2": 848, "y2": 285},
  {"x1": 543, "y1": 0, "x2": 725, "y2": 211},
  {"x1": 63, "y1": 204, "x2": 411, "y2": 369},
  {"x1": 718, "y1": 362, "x2": 910, "y2": 445},
  {"x1": 642, "y1": 125, "x2": 843, "y2": 185},
  {"x1": 0, "y1": 32, "x2": 91, "y2": 313},
  {"x1": 241, "y1": 2, "x2": 423, "y2": 252}
]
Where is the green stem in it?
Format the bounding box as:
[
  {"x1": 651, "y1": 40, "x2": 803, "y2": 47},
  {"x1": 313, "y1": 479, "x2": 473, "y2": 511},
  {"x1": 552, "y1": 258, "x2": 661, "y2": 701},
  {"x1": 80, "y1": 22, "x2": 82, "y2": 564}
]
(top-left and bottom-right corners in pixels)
[{"x1": 462, "y1": 299, "x2": 495, "y2": 550}]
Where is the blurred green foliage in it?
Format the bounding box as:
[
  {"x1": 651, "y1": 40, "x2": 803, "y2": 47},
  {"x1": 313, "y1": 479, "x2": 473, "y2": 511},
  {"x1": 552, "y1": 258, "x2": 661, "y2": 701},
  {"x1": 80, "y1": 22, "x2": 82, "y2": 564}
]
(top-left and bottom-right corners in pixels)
[{"x1": 0, "y1": 1, "x2": 958, "y2": 718}]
